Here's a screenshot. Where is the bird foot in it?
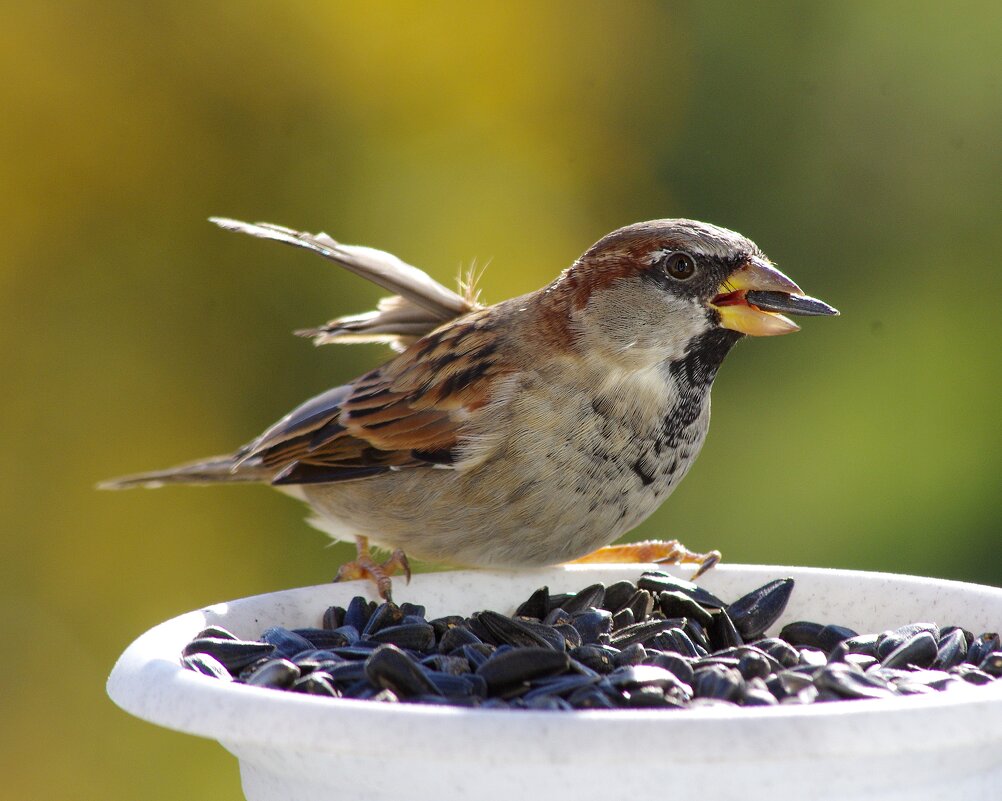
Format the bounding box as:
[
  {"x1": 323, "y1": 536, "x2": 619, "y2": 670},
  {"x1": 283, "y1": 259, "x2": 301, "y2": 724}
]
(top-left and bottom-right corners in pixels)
[
  {"x1": 568, "y1": 539, "x2": 721, "y2": 580},
  {"x1": 333, "y1": 537, "x2": 411, "y2": 600}
]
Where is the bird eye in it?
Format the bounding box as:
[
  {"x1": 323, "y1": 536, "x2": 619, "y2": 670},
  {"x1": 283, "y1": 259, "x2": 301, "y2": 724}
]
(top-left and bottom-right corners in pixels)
[{"x1": 664, "y1": 252, "x2": 696, "y2": 280}]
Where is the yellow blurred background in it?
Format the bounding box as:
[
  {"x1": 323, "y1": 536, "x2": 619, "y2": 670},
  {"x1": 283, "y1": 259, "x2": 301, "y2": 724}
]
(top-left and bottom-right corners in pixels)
[{"x1": 2, "y1": 2, "x2": 1000, "y2": 798}]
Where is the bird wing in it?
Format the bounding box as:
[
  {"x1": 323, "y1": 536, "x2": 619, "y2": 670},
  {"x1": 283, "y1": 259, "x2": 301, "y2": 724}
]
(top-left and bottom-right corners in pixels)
[
  {"x1": 210, "y1": 217, "x2": 481, "y2": 350},
  {"x1": 239, "y1": 308, "x2": 515, "y2": 485}
]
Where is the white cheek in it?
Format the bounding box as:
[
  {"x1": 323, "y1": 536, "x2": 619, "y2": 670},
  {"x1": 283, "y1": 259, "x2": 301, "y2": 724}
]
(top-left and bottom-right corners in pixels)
[
  {"x1": 653, "y1": 296, "x2": 709, "y2": 358},
  {"x1": 576, "y1": 276, "x2": 711, "y2": 365}
]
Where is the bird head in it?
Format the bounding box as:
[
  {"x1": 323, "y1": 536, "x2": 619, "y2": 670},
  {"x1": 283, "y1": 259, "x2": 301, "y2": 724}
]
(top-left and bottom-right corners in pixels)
[{"x1": 556, "y1": 219, "x2": 837, "y2": 369}]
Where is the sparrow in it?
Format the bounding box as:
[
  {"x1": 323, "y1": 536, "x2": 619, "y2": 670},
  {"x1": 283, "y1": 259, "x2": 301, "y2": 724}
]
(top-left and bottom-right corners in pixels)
[{"x1": 102, "y1": 217, "x2": 837, "y2": 598}]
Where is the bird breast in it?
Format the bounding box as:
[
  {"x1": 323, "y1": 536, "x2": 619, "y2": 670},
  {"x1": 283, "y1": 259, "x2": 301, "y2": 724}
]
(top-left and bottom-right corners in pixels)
[
  {"x1": 302, "y1": 357, "x2": 713, "y2": 568},
  {"x1": 492, "y1": 360, "x2": 712, "y2": 548}
]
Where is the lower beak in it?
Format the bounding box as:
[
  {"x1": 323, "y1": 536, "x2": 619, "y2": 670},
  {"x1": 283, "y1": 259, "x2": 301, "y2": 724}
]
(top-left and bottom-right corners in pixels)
[{"x1": 710, "y1": 258, "x2": 838, "y2": 337}]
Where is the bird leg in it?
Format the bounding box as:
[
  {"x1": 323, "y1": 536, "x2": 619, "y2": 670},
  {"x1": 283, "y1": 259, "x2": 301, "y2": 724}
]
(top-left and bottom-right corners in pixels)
[
  {"x1": 568, "y1": 539, "x2": 722, "y2": 580},
  {"x1": 333, "y1": 536, "x2": 412, "y2": 600}
]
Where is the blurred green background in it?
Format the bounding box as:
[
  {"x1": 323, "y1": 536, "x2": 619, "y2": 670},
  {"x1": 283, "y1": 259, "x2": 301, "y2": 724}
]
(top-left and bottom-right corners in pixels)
[{"x1": 2, "y1": 2, "x2": 1000, "y2": 798}]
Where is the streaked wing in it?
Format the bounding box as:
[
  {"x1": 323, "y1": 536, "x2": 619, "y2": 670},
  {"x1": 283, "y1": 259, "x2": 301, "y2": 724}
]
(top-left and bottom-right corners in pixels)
[{"x1": 240, "y1": 309, "x2": 513, "y2": 485}]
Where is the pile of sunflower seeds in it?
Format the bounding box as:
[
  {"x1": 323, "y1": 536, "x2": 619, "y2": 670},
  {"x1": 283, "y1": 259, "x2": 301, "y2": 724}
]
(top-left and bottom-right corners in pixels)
[{"x1": 181, "y1": 572, "x2": 1002, "y2": 710}]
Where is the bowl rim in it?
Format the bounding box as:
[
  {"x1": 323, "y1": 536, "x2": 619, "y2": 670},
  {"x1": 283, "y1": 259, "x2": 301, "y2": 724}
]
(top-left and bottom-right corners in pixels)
[{"x1": 107, "y1": 564, "x2": 1002, "y2": 761}]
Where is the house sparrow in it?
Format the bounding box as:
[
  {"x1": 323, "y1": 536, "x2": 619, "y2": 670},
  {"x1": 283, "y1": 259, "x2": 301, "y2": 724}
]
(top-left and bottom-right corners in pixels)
[{"x1": 102, "y1": 217, "x2": 837, "y2": 598}]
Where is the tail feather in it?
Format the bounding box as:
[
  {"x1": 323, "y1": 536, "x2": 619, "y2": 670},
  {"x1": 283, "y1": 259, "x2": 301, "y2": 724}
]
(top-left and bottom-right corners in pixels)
[{"x1": 98, "y1": 454, "x2": 268, "y2": 489}]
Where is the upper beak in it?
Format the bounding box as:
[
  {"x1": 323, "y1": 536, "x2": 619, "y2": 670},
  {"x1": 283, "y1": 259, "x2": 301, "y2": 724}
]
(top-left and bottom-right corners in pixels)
[{"x1": 710, "y1": 258, "x2": 839, "y2": 337}]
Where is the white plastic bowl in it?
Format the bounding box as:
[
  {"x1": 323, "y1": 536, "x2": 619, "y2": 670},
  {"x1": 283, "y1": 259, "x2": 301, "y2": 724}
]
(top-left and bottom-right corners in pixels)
[{"x1": 108, "y1": 564, "x2": 1002, "y2": 801}]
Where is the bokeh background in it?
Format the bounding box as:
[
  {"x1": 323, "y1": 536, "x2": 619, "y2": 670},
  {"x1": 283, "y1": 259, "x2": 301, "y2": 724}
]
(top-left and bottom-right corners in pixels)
[{"x1": 3, "y1": 2, "x2": 1000, "y2": 798}]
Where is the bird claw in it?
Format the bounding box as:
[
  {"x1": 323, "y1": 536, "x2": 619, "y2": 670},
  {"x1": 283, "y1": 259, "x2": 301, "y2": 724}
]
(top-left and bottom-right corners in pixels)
[
  {"x1": 333, "y1": 538, "x2": 411, "y2": 600},
  {"x1": 569, "y1": 539, "x2": 722, "y2": 580},
  {"x1": 683, "y1": 548, "x2": 721, "y2": 580}
]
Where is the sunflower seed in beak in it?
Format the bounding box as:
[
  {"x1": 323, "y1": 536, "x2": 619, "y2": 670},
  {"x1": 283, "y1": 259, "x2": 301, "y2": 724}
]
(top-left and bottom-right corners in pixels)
[{"x1": 745, "y1": 291, "x2": 839, "y2": 317}]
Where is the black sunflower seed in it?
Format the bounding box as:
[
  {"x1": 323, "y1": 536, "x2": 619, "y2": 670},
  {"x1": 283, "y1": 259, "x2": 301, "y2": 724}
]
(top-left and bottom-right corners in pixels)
[
  {"x1": 876, "y1": 623, "x2": 940, "y2": 660},
  {"x1": 692, "y1": 665, "x2": 744, "y2": 701},
  {"x1": 475, "y1": 611, "x2": 559, "y2": 650},
  {"x1": 609, "y1": 618, "x2": 686, "y2": 648},
  {"x1": 644, "y1": 652, "x2": 695, "y2": 685},
  {"x1": 756, "y1": 637, "x2": 800, "y2": 668},
  {"x1": 830, "y1": 633, "x2": 880, "y2": 662},
  {"x1": 476, "y1": 647, "x2": 570, "y2": 690},
  {"x1": 726, "y1": 578, "x2": 794, "y2": 641},
  {"x1": 601, "y1": 580, "x2": 639, "y2": 613},
  {"x1": 362, "y1": 602, "x2": 405, "y2": 637},
  {"x1": 570, "y1": 608, "x2": 613, "y2": 645},
  {"x1": 611, "y1": 607, "x2": 635, "y2": 631},
  {"x1": 563, "y1": 687, "x2": 613, "y2": 709},
  {"x1": 967, "y1": 633, "x2": 1001, "y2": 665},
  {"x1": 321, "y1": 606, "x2": 345, "y2": 630},
  {"x1": 292, "y1": 627, "x2": 353, "y2": 650},
  {"x1": 368, "y1": 623, "x2": 436, "y2": 652},
  {"x1": 436, "y1": 624, "x2": 480, "y2": 653},
  {"x1": 637, "y1": 571, "x2": 726, "y2": 609},
  {"x1": 952, "y1": 664, "x2": 994, "y2": 686},
  {"x1": 182, "y1": 652, "x2": 232, "y2": 680},
  {"x1": 708, "y1": 609, "x2": 743, "y2": 651},
  {"x1": 420, "y1": 654, "x2": 471, "y2": 675},
  {"x1": 880, "y1": 631, "x2": 938, "y2": 670},
  {"x1": 569, "y1": 645, "x2": 616, "y2": 674},
  {"x1": 514, "y1": 587, "x2": 550, "y2": 619},
  {"x1": 745, "y1": 291, "x2": 838, "y2": 317},
  {"x1": 260, "y1": 627, "x2": 314, "y2": 659},
  {"x1": 625, "y1": 590, "x2": 655, "y2": 621},
  {"x1": 244, "y1": 658, "x2": 302, "y2": 689},
  {"x1": 814, "y1": 664, "x2": 896, "y2": 700},
  {"x1": 182, "y1": 637, "x2": 276, "y2": 672},
  {"x1": 343, "y1": 596, "x2": 374, "y2": 631},
  {"x1": 779, "y1": 621, "x2": 857, "y2": 653},
  {"x1": 560, "y1": 583, "x2": 606, "y2": 615},
  {"x1": 979, "y1": 652, "x2": 1002, "y2": 678},
  {"x1": 658, "y1": 591, "x2": 714, "y2": 627},
  {"x1": 737, "y1": 649, "x2": 775, "y2": 681},
  {"x1": 291, "y1": 672, "x2": 339, "y2": 697},
  {"x1": 522, "y1": 674, "x2": 599, "y2": 701},
  {"x1": 932, "y1": 628, "x2": 968, "y2": 670},
  {"x1": 364, "y1": 644, "x2": 439, "y2": 698}
]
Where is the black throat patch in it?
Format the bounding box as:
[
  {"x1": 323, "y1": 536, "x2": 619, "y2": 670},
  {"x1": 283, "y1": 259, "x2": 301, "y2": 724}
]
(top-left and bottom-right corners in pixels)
[
  {"x1": 658, "y1": 328, "x2": 742, "y2": 450},
  {"x1": 667, "y1": 328, "x2": 743, "y2": 389}
]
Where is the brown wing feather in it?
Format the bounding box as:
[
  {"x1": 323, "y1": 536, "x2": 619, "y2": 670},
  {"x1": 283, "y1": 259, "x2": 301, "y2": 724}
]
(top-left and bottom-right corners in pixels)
[
  {"x1": 244, "y1": 309, "x2": 512, "y2": 485},
  {"x1": 210, "y1": 218, "x2": 482, "y2": 351}
]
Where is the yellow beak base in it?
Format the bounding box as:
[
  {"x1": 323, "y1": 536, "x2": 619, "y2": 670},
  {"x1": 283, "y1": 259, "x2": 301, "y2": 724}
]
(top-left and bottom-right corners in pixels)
[
  {"x1": 711, "y1": 258, "x2": 805, "y2": 337},
  {"x1": 714, "y1": 303, "x2": 800, "y2": 336}
]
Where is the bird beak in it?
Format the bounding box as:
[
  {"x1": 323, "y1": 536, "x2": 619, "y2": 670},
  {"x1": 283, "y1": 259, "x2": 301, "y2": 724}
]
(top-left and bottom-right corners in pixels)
[{"x1": 710, "y1": 258, "x2": 839, "y2": 336}]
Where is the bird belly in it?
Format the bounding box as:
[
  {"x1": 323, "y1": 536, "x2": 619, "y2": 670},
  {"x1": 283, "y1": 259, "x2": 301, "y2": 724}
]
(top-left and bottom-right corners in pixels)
[{"x1": 300, "y1": 374, "x2": 711, "y2": 568}]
